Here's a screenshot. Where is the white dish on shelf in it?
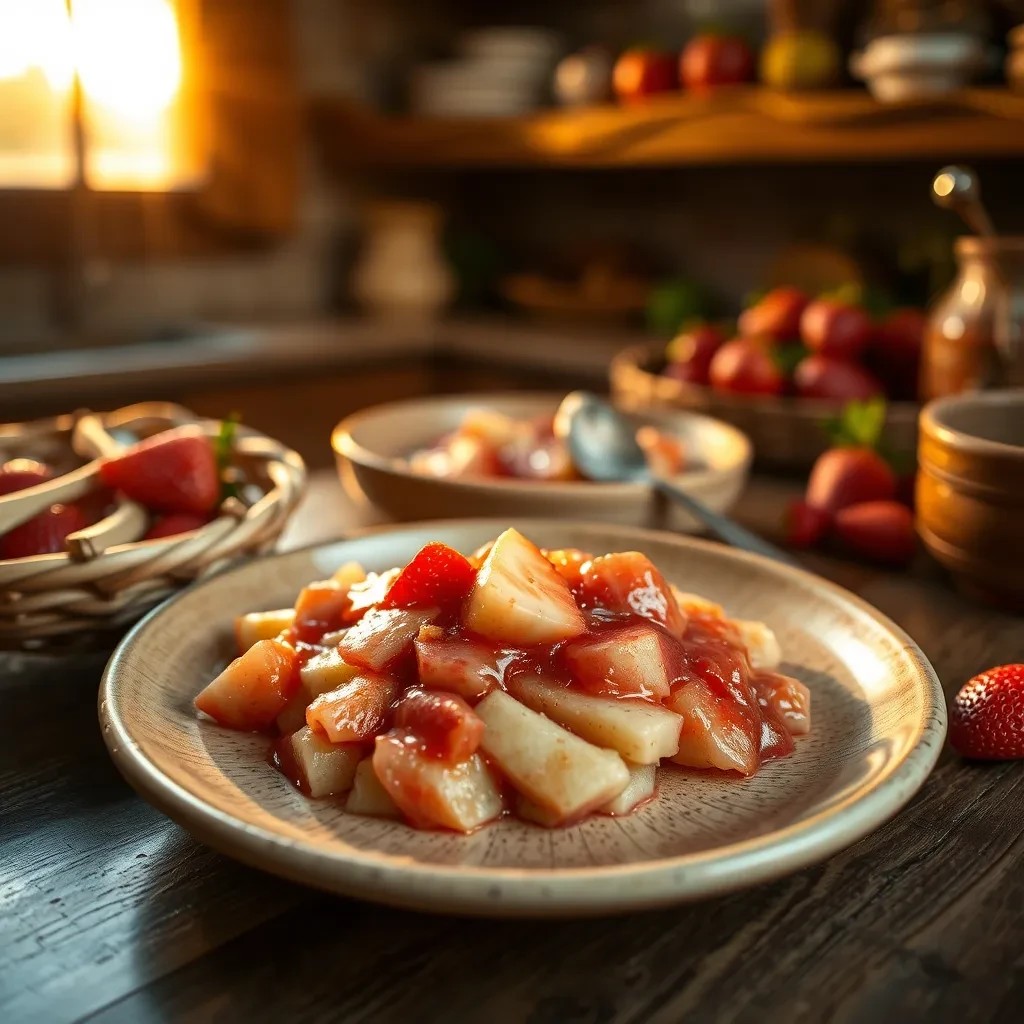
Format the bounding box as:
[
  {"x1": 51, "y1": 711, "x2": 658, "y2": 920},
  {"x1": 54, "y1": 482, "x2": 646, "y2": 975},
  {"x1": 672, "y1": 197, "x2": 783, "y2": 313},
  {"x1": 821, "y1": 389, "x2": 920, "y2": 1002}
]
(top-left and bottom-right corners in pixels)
[{"x1": 850, "y1": 32, "x2": 989, "y2": 101}]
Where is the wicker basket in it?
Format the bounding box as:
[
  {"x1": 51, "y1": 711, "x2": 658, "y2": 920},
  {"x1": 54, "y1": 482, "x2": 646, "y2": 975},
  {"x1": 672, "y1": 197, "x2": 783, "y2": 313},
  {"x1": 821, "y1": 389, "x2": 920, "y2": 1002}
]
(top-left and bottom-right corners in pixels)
[
  {"x1": 611, "y1": 342, "x2": 920, "y2": 470},
  {"x1": 0, "y1": 402, "x2": 306, "y2": 649}
]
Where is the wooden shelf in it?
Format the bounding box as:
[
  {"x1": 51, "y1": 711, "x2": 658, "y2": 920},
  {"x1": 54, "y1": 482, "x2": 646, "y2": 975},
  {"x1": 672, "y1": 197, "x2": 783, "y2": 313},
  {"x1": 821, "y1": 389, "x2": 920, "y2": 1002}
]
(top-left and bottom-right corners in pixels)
[{"x1": 312, "y1": 87, "x2": 1024, "y2": 170}]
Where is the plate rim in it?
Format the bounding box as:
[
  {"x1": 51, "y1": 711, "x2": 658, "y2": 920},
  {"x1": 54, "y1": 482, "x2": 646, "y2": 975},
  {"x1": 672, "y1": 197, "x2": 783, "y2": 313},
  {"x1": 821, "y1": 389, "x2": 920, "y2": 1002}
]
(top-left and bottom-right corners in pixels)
[{"x1": 99, "y1": 518, "x2": 947, "y2": 916}]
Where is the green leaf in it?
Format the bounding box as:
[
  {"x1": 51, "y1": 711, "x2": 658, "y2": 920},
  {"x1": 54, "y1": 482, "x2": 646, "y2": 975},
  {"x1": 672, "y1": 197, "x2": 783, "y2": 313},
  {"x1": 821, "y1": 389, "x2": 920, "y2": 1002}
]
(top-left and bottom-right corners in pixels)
[
  {"x1": 646, "y1": 279, "x2": 709, "y2": 338},
  {"x1": 823, "y1": 397, "x2": 887, "y2": 449},
  {"x1": 771, "y1": 341, "x2": 808, "y2": 379},
  {"x1": 215, "y1": 412, "x2": 241, "y2": 502}
]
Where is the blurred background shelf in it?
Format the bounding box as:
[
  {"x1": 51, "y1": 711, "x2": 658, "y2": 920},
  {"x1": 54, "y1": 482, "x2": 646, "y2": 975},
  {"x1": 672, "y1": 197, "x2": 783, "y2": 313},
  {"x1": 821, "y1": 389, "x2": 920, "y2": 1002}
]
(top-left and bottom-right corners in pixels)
[{"x1": 312, "y1": 88, "x2": 1024, "y2": 171}]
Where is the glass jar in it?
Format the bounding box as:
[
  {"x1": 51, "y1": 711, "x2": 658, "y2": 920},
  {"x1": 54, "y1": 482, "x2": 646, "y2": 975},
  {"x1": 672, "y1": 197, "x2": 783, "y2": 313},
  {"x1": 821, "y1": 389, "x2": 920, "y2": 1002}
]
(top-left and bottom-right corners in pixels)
[{"x1": 920, "y1": 237, "x2": 1024, "y2": 401}]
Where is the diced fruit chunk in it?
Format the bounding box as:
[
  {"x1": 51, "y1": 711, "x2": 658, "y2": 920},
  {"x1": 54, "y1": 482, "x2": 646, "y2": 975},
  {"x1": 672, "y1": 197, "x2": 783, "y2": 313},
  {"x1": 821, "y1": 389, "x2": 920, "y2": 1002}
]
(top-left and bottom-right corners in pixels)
[
  {"x1": 338, "y1": 606, "x2": 438, "y2": 672},
  {"x1": 508, "y1": 675, "x2": 681, "y2": 763},
  {"x1": 755, "y1": 673, "x2": 811, "y2": 736},
  {"x1": 195, "y1": 638, "x2": 299, "y2": 731},
  {"x1": 600, "y1": 763, "x2": 656, "y2": 815},
  {"x1": 578, "y1": 552, "x2": 687, "y2": 637},
  {"x1": 292, "y1": 580, "x2": 350, "y2": 642},
  {"x1": 516, "y1": 795, "x2": 564, "y2": 828},
  {"x1": 562, "y1": 622, "x2": 676, "y2": 700},
  {"x1": 665, "y1": 680, "x2": 759, "y2": 775},
  {"x1": 393, "y1": 687, "x2": 484, "y2": 764},
  {"x1": 475, "y1": 690, "x2": 629, "y2": 823},
  {"x1": 342, "y1": 568, "x2": 401, "y2": 624},
  {"x1": 275, "y1": 647, "x2": 361, "y2": 733},
  {"x1": 280, "y1": 727, "x2": 361, "y2": 798},
  {"x1": 733, "y1": 620, "x2": 782, "y2": 671},
  {"x1": 381, "y1": 542, "x2": 477, "y2": 611},
  {"x1": 332, "y1": 561, "x2": 366, "y2": 587},
  {"x1": 464, "y1": 528, "x2": 586, "y2": 646},
  {"x1": 414, "y1": 633, "x2": 507, "y2": 700},
  {"x1": 345, "y1": 758, "x2": 402, "y2": 818},
  {"x1": 543, "y1": 548, "x2": 593, "y2": 592},
  {"x1": 235, "y1": 608, "x2": 295, "y2": 653},
  {"x1": 305, "y1": 673, "x2": 399, "y2": 743},
  {"x1": 372, "y1": 733, "x2": 504, "y2": 832}
]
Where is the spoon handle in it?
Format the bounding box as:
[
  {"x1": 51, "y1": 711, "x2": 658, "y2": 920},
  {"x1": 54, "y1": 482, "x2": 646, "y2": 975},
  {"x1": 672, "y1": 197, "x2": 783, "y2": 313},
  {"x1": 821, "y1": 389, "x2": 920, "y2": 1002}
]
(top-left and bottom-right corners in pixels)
[{"x1": 653, "y1": 478, "x2": 800, "y2": 568}]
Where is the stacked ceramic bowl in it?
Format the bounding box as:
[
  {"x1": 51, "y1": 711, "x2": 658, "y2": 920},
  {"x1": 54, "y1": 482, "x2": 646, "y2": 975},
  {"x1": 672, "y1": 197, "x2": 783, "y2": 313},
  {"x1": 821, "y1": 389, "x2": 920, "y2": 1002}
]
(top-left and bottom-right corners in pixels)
[{"x1": 409, "y1": 27, "x2": 563, "y2": 117}]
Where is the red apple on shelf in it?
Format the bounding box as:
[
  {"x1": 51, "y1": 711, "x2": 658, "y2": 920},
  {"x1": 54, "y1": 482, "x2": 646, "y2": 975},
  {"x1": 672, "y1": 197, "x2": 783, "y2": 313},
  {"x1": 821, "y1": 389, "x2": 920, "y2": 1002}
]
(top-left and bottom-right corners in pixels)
[
  {"x1": 800, "y1": 299, "x2": 872, "y2": 360},
  {"x1": 613, "y1": 48, "x2": 678, "y2": 102},
  {"x1": 664, "y1": 322, "x2": 727, "y2": 384},
  {"x1": 709, "y1": 338, "x2": 785, "y2": 395},
  {"x1": 793, "y1": 354, "x2": 883, "y2": 401},
  {"x1": 680, "y1": 34, "x2": 755, "y2": 90},
  {"x1": 737, "y1": 287, "x2": 808, "y2": 343}
]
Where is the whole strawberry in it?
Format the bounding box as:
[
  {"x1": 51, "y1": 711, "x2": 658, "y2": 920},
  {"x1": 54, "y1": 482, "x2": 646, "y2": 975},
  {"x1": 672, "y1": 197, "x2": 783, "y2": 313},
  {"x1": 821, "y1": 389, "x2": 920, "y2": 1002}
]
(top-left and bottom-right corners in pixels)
[{"x1": 949, "y1": 664, "x2": 1024, "y2": 761}]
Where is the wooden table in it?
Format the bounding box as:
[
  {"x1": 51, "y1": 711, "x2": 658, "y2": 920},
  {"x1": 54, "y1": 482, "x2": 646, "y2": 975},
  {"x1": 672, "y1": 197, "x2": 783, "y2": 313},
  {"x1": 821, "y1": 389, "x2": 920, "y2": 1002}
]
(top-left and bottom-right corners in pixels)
[{"x1": 3, "y1": 471, "x2": 1022, "y2": 1024}]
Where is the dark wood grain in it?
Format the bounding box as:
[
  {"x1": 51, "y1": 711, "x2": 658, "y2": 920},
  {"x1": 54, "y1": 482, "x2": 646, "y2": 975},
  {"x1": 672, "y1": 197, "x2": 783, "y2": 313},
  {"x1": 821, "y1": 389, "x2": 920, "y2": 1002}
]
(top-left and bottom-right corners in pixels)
[{"x1": 2, "y1": 471, "x2": 1022, "y2": 1024}]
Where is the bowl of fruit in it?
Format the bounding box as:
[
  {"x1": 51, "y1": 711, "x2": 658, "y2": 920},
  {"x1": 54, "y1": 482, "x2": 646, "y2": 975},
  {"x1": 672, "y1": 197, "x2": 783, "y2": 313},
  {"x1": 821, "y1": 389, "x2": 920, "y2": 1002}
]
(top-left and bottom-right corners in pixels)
[
  {"x1": 611, "y1": 287, "x2": 923, "y2": 469},
  {"x1": 332, "y1": 392, "x2": 751, "y2": 531},
  {"x1": 0, "y1": 402, "x2": 306, "y2": 650}
]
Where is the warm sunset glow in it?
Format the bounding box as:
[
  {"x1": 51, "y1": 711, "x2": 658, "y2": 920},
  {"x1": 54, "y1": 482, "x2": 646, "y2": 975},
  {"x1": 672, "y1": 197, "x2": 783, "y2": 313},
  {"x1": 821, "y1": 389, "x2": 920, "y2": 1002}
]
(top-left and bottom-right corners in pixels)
[
  {"x1": 73, "y1": 0, "x2": 182, "y2": 120},
  {"x1": 0, "y1": 0, "x2": 195, "y2": 189}
]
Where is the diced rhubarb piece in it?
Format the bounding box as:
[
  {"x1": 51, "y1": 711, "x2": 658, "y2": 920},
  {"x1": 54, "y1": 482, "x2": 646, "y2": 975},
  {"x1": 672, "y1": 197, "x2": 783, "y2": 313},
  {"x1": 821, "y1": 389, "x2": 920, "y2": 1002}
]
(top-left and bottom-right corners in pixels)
[
  {"x1": 332, "y1": 561, "x2": 366, "y2": 587},
  {"x1": 670, "y1": 587, "x2": 725, "y2": 621},
  {"x1": 372, "y1": 732, "x2": 504, "y2": 832},
  {"x1": 234, "y1": 608, "x2": 295, "y2": 654},
  {"x1": 342, "y1": 568, "x2": 401, "y2": 624},
  {"x1": 578, "y1": 552, "x2": 687, "y2": 637},
  {"x1": 599, "y1": 763, "x2": 656, "y2": 816},
  {"x1": 305, "y1": 673, "x2": 400, "y2": 743},
  {"x1": 338, "y1": 606, "x2": 439, "y2": 672},
  {"x1": 345, "y1": 758, "x2": 402, "y2": 818},
  {"x1": 380, "y1": 542, "x2": 476, "y2": 612},
  {"x1": 543, "y1": 548, "x2": 593, "y2": 593},
  {"x1": 195, "y1": 638, "x2": 299, "y2": 731},
  {"x1": 414, "y1": 633, "x2": 509, "y2": 701},
  {"x1": 561, "y1": 622, "x2": 676, "y2": 700},
  {"x1": 292, "y1": 580, "x2": 350, "y2": 643},
  {"x1": 516, "y1": 794, "x2": 564, "y2": 828},
  {"x1": 475, "y1": 690, "x2": 629, "y2": 823},
  {"x1": 281, "y1": 727, "x2": 362, "y2": 798},
  {"x1": 275, "y1": 646, "x2": 363, "y2": 733},
  {"x1": 734, "y1": 619, "x2": 782, "y2": 671},
  {"x1": 755, "y1": 673, "x2": 811, "y2": 736},
  {"x1": 508, "y1": 675, "x2": 681, "y2": 763},
  {"x1": 393, "y1": 687, "x2": 485, "y2": 764},
  {"x1": 464, "y1": 528, "x2": 586, "y2": 646},
  {"x1": 665, "y1": 680, "x2": 759, "y2": 775}
]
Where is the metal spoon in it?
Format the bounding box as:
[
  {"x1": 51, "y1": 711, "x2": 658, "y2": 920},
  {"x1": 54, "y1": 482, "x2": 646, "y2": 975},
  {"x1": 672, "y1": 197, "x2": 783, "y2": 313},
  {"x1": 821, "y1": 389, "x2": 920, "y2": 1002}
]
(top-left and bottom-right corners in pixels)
[
  {"x1": 555, "y1": 392, "x2": 799, "y2": 567},
  {"x1": 932, "y1": 165, "x2": 996, "y2": 237}
]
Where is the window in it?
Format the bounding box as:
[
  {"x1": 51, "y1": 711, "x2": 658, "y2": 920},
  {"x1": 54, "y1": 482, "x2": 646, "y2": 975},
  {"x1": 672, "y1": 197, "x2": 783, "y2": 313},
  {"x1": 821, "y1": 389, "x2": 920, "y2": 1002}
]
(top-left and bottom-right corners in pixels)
[{"x1": 0, "y1": 0, "x2": 203, "y2": 191}]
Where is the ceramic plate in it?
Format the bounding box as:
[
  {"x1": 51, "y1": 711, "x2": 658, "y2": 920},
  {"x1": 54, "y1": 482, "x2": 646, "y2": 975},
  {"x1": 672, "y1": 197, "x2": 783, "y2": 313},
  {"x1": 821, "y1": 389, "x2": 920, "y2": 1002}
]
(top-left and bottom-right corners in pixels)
[{"x1": 100, "y1": 519, "x2": 945, "y2": 917}]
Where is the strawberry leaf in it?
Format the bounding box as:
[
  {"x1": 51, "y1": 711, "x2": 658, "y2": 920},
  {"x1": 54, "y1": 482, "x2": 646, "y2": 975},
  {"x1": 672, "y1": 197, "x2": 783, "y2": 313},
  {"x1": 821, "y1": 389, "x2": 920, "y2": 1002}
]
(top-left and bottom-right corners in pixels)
[
  {"x1": 216, "y1": 412, "x2": 240, "y2": 502},
  {"x1": 823, "y1": 397, "x2": 887, "y2": 449},
  {"x1": 771, "y1": 342, "x2": 808, "y2": 378}
]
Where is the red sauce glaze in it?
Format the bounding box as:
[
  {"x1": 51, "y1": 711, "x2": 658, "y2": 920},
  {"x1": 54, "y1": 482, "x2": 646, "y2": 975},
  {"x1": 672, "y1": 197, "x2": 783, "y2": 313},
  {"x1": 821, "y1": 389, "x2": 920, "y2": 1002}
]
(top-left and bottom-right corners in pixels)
[{"x1": 265, "y1": 551, "x2": 805, "y2": 803}]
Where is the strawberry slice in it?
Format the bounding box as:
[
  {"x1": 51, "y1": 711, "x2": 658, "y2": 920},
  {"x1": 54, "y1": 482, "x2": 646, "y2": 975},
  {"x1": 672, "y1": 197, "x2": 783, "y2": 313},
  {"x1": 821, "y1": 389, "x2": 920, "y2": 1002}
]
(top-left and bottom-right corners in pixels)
[
  {"x1": 393, "y1": 686, "x2": 484, "y2": 764},
  {"x1": 950, "y1": 664, "x2": 1024, "y2": 760},
  {"x1": 577, "y1": 552, "x2": 687, "y2": 637},
  {"x1": 0, "y1": 458, "x2": 54, "y2": 495},
  {"x1": 144, "y1": 511, "x2": 212, "y2": 540},
  {"x1": 99, "y1": 429, "x2": 219, "y2": 514},
  {"x1": 0, "y1": 503, "x2": 88, "y2": 559},
  {"x1": 381, "y1": 542, "x2": 476, "y2": 611},
  {"x1": 463, "y1": 528, "x2": 586, "y2": 646}
]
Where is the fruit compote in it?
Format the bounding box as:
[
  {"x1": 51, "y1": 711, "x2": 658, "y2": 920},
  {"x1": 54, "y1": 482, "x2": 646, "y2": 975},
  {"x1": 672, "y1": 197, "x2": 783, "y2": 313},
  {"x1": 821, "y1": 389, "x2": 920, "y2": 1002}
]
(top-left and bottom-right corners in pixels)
[
  {"x1": 407, "y1": 408, "x2": 686, "y2": 482},
  {"x1": 195, "y1": 529, "x2": 810, "y2": 833}
]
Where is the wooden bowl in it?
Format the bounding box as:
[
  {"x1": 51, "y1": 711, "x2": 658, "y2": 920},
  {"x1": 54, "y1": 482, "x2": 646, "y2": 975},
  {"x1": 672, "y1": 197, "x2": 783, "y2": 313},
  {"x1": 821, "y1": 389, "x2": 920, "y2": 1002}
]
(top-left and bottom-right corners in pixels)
[
  {"x1": 0, "y1": 403, "x2": 307, "y2": 649},
  {"x1": 611, "y1": 342, "x2": 920, "y2": 470},
  {"x1": 332, "y1": 392, "x2": 752, "y2": 531},
  {"x1": 917, "y1": 389, "x2": 1024, "y2": 610}
]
